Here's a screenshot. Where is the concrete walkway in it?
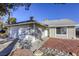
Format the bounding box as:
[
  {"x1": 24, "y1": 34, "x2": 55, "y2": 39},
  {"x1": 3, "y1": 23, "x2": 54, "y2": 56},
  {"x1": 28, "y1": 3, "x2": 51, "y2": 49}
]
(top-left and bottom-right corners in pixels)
[
  {"x1": 0, "y1": 39, "x2": 18, "y2": 56},
  {"x1": 30, "y1": 37, "x2": 49, "y2": 51}
]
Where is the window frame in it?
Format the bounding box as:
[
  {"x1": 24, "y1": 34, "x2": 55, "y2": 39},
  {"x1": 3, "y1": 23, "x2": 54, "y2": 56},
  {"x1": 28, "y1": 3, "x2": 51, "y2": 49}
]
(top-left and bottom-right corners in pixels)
[{"x1": 56, "y1": 27, "x2": 67, "y2": 34}]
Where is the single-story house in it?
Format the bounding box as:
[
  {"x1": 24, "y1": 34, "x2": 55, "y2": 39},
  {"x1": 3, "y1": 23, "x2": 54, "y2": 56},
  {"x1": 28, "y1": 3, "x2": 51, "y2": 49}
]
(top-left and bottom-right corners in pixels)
[{"x1": 6, "y1": 17, "x2": 79, "y2": 40}]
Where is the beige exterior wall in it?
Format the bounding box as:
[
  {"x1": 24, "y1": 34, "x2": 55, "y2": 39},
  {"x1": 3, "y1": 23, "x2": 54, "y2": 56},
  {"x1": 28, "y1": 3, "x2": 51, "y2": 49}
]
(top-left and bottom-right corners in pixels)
[
  {"x1": 49, "y1": 26, "x2": 76, "y2": 39},
  {"x1": 67, "y1": 26, "x2": 76, "y2": 39},
  {"x1": 55, "y1": 34, "x2": 67, "y2": 39},
  {"x1": 49, "y1": 28, "x2": 56, "y2": 37},
  {"x1": 7, "y1": 25, "x2": 76, "y2": 40}
]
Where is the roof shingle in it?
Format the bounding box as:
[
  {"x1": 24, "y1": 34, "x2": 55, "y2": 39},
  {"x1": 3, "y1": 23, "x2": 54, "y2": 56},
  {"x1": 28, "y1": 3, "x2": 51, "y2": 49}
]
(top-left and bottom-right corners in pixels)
[{"x1": 42, "y1": 19, "x2": 77, "y2": 27}]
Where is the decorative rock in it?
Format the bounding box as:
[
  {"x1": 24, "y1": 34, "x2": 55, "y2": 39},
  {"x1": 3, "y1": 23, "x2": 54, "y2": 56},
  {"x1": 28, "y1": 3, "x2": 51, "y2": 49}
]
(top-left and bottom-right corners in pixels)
[
  {"x1": 72, "y1": 53, "x2": 77, "y2": 56},
  {"x1": 19, "y1": 39, "x2": 32, "y2": 49},
  {"x1": 33, "y1": 50, "x2": 43, "y2": 56},
  {"x1": 40, "y1": 47, "x2": 73, "y2": 56}
]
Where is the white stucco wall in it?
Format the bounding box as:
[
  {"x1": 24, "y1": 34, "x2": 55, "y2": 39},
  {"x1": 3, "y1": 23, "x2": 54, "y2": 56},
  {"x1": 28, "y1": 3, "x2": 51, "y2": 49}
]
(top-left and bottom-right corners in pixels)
[
  {"x1": 8, "y1": 25, "x2": 47, "y2": 40},
  {"x1": 8, "y1": 27, "x2": 19, "y2": 39},
  {"x1": 8, "y1": 25, "x2": 76, "y2": 40},
  {"x1": 49, "y1": 26, "x2": 76, "y2": 39},
  {"x1": 41, "y1": 29, "x2": 48, "y2": 39}
]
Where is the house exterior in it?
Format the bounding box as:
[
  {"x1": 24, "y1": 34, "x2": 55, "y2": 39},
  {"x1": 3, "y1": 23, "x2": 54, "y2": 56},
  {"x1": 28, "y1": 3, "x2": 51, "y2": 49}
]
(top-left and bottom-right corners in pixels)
[
  {"x1": 6, "y1": 18, "x2": 48, "y2": 41},
  {"x1": 6, "y1": 17, "x2": 49, "y2": 51},
  {"x1": 6, "y1": 18, "x2": 79, "y2": 40},
  {"x1": 42, "y1": 19, "x2": 77, "y2": 39},
  {"x1": 5, "y1": 18, "x2": 79, "y2": 51}
]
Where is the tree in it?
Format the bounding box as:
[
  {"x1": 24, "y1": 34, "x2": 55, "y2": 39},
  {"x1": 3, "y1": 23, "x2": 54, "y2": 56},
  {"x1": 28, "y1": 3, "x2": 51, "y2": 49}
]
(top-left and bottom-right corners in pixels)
[
  {"x1": 0, "y1": 3, "x2": 31, "y2": 23},
  {"x1": 8, "y1": 17, "x2": 16, "y2": 24}
]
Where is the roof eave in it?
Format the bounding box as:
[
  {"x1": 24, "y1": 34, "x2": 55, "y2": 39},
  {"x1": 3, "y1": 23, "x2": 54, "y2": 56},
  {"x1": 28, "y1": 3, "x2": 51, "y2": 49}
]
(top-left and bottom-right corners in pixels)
[
  {"x1": 5, "y1": 22, "x2": 47, "y2": 29},
  {"x1": 48, "y1": 25, "x2": 76, "y2": 28}
]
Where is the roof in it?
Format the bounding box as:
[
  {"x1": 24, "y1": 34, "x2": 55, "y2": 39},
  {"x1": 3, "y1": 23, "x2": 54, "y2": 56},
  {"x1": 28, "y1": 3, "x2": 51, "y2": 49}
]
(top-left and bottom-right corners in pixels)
[
  {"x1": 6, "y1": 19, "x2": 77, "y2": 28},
  {"x1": 41, "y1": 19, "x2": 77, "y2": 27},
  {"x1": 5, "y1": 19, "x2": 47, "y2": 29},
  {"x1": 5, "y1": 20, "x2": 36, "y2": 26},
  {"x1": 15, "y1": 19, "x2": 37, "y2": 24},
  {"x1": 6, "y1": 19, "x2": 37, "y2": 26}
]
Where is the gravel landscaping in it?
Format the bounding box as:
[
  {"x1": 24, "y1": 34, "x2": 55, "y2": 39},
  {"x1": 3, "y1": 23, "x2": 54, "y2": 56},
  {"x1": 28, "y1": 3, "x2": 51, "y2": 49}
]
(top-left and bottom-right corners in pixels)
[
  {"x1": 40, "y1": 38, "x2": 79, "y2": 56},
  {"x1": 39, "y1": 47, "x2": 73, "y2": 56},
  {"x1": 0, "y1": 37, "x2": 79, "y2": 56}
]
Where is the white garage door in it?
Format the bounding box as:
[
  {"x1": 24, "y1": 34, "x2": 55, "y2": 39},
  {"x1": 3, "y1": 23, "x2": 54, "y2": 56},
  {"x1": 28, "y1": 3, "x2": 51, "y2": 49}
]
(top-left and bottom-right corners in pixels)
[{"x1": 9, "y1": 27, "x2": 19, "y2": 39}]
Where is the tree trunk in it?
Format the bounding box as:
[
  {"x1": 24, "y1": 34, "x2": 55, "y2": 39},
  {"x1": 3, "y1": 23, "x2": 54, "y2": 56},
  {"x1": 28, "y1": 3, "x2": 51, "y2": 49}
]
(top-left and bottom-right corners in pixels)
[{"x1": 7, "y1": 9, "x2": 10, "y2": 24}]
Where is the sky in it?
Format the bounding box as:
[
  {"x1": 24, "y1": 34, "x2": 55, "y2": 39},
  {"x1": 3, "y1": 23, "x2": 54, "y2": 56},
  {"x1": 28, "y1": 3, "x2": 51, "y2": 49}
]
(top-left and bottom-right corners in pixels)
[{"x1": 3, "y1": 3, "x2": 79, "y2": 23}]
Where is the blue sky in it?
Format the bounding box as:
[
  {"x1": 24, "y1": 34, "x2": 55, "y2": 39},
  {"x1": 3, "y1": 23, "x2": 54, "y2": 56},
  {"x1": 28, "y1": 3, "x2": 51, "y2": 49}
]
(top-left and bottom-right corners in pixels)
[{"x1": 4, "y1": 3, "x2": 79, "y2": 23}]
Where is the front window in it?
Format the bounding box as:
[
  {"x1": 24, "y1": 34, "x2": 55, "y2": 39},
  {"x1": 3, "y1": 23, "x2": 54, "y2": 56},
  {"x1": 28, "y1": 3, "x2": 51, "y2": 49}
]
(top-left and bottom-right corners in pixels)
[{"x1": 56, "y1": 27, "x2": 67, "y2": 34}]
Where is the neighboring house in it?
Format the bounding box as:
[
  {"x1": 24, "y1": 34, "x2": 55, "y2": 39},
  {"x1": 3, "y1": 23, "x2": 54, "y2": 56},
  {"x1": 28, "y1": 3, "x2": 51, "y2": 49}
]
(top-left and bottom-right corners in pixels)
[{"x1": 42, "y1": 19, "x2": 78, "y2": 39}]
